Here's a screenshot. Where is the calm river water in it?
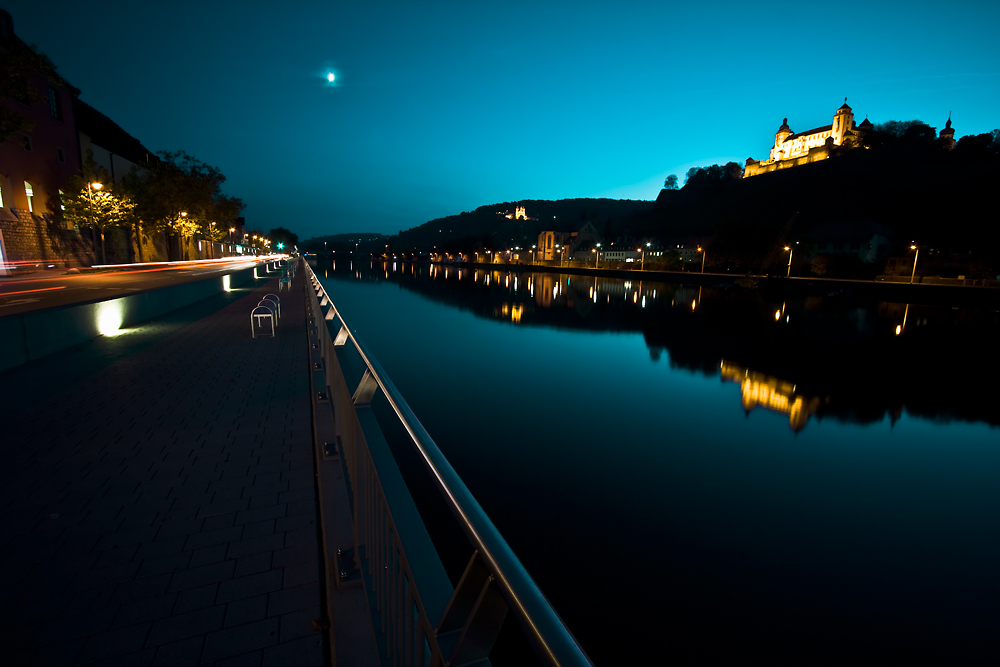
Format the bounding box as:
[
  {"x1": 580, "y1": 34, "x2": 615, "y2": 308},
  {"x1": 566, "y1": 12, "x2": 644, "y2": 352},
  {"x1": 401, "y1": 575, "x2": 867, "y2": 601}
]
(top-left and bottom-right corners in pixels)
[{"x1": 316, "y1": 259, "x2": 1000, "y2": 665}]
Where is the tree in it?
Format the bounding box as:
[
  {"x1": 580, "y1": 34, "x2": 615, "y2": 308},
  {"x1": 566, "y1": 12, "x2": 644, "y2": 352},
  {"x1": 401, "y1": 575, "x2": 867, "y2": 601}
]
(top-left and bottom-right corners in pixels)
[
  {"x1": 863, "y1": 120, "x2": 937, "y2": 153},
  {"x1": 723, "y1": 161, "x2": 743, "y2": 181},
  {"x1": 62, "y1": 162, "x2": 136, "y2": 263},
  {"x1": 664, "y1": 174, "x2": 679, "y2": 190},
  {"x1": 684, "y1": 162, "x2": 743, "y2": 188},
  {"x1": 953, "y1": 133, "x2": 1000, "y2": 165},
  {"x1": 268, "y1": 227, "x2": 298, "y2": 252},
  {"x1": 123, "y1": 150, "x2": 243, "y2": 259}
]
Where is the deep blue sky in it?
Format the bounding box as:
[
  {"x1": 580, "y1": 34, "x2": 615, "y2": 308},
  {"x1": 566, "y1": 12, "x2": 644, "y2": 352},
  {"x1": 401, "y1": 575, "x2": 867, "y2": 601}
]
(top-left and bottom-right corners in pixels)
[{"x1": 9, "y1": 1, "x2": 1000, "y2": 238}]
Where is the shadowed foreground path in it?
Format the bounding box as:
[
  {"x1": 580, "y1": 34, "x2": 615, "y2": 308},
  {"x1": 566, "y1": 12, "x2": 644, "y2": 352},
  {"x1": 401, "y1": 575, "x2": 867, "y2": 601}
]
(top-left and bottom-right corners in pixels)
[{"x1": 0, "y1": 273, "x2": 324, "y2": 666}]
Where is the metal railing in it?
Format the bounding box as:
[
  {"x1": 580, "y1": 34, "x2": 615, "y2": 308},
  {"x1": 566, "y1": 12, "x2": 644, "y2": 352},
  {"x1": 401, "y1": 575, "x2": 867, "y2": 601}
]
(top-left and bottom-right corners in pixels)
[{"x1": 304, "y1": 262, "x2": 592, "y2": 667}]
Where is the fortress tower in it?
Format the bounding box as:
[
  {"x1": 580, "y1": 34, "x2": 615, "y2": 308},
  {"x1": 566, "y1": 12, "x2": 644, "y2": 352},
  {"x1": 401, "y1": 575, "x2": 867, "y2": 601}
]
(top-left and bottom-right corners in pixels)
[
  {"x1": 939, "y1": 114, "x2": 956, "y2": 150},
  {"x1": 832, "y1": 99, "x2": 854, "y2": 145},
  {"x1": 771, "y1": 119, "x2": 793, "y2": 161}
]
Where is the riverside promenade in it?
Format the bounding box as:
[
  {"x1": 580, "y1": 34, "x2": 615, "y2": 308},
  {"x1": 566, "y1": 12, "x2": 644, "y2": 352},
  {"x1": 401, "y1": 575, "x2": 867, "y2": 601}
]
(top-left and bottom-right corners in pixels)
[{"x1": 0, "y1": 269, "x2": 325, "y2": 665}]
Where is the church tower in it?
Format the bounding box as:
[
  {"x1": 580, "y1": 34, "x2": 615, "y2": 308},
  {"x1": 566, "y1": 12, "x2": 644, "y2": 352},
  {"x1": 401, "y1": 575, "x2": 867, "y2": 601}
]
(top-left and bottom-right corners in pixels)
[
  {"x1": 939, "y1": 114, "x2": 956, "y2": 150},
  {"x1": 832, "y1": 99, "x2": 854, "y2": 146}
]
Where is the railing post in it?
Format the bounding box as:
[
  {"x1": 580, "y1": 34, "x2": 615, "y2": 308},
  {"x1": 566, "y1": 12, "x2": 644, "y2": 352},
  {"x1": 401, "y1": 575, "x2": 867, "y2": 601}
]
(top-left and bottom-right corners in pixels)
[{"x1": 436, "y1": 551, "x2": 508, "y2": 665}]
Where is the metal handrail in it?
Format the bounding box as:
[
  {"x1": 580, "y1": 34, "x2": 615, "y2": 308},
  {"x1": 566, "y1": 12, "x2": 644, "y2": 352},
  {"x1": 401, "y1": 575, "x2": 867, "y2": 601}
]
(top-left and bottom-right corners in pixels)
[{"x1": 306, "y1": 263, "x2": 592, "y2": 667}]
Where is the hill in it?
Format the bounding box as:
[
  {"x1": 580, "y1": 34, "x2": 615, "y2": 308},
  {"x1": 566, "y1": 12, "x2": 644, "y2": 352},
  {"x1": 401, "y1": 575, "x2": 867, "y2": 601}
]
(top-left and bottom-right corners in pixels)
[
  {"x1": 632, "y1": 128, "x2": 1000, "y2": 276},
  {"x1": 392, "y1": 198, "x2": 653, "y2": 253}
]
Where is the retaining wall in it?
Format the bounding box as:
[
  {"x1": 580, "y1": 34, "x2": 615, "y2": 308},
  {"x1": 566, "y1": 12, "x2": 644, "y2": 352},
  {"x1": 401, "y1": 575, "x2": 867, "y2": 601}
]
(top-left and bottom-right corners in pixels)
[{"x1": 0, "y1": 262, "x2": 277, "y2": 373}]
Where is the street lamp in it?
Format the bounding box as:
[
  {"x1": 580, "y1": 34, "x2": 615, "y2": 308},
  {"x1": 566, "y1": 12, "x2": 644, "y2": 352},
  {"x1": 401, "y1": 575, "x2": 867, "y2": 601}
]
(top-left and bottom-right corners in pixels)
[
  {"x1": 698, "y1": 246, "x2": 706, "y2": 273},
  {"x1": 784, "y1": 246, "x2": 793, "y2": 277},
  {"x1": 637, "y1": 242, "x2": 651, "y2": 271},
  {"x1": 909, "y1": 244, "x2": 920, "y2": 284},
  {"x1": 593, "y1": 243, "x2": 602, "y2": 269}
]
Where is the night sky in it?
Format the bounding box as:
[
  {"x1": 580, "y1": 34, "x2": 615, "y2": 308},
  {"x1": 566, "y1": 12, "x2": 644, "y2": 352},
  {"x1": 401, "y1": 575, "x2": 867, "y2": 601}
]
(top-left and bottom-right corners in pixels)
[{"x1": 9, "y1": 1, "x2": 1000, "y2": 238}]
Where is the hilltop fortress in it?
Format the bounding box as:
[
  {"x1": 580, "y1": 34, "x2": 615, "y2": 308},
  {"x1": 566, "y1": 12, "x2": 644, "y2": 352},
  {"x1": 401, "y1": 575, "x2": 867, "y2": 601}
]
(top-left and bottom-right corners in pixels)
[
  {"x1": 744, "y1": 100, "x2": 872, "y2": 177},
  {"x1": 744, "y1": 100, "x2": 957, "y2": 178}
]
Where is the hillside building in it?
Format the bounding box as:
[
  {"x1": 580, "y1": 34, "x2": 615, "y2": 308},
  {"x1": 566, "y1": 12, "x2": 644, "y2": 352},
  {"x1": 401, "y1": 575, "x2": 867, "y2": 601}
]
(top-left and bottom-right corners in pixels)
[
  {"x1": 536, "y1": 222, "x2": 601, "y2": 262},
  {"x1": 745, "y1": 100, "x2": 873, "y2": 178},
  {"x1": 745, "y1": 100, "x2": 959, "y2": 178}
]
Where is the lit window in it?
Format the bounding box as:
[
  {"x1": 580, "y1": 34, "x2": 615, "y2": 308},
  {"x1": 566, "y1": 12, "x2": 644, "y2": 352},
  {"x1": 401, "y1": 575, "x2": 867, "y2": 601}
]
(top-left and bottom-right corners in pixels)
[{"x1": 24, "y1": 181, "x2": 34, "y2": 213}]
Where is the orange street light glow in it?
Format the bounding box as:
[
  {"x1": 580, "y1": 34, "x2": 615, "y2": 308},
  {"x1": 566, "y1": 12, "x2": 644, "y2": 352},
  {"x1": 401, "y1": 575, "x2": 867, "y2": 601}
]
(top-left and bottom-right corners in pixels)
[{"x1": 0, "y1": 285, "x2": 67, "y2": 296}]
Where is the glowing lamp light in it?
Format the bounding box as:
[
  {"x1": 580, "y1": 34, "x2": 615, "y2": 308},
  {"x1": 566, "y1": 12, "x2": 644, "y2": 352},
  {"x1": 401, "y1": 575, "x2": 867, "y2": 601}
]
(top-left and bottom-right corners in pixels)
[
  {"x1": 327, "y1": 72, "x2": 335, "y2": 82},
  {"x1": 222, "y1": 274, "x2": 232, "y2": 292},
  {"x1": 96, "y1": 299, "x2": 125, "y2": 336},
  {"x1": 90, "y1": 182, "x2": 103, "y2": 190}
]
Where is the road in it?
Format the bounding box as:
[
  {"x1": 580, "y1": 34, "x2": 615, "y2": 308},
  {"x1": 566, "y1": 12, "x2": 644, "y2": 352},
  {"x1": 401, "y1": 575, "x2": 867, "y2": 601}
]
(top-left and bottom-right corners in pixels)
[{"x1": 0, "y1": 257, "x2": 280, "y2": 317}]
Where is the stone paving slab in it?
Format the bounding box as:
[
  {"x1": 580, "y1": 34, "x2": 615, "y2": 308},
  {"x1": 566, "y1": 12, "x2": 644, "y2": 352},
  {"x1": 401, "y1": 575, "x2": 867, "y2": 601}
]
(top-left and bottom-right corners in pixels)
[{"x1": 0, "y1": 270, "x2": 324, "y2": 666}]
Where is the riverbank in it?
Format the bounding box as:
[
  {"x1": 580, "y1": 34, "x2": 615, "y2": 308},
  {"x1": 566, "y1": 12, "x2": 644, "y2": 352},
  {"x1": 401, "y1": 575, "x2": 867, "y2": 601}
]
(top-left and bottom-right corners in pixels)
[{"x1": 420, "y1": 260, "x2": 1000, "y2": 307}]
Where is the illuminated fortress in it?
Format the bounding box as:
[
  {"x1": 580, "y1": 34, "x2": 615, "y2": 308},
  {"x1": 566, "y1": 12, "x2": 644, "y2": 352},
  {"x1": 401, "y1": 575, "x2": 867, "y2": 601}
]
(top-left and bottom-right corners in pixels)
[{"x1": 744, "y1": 100, "x2": 873, "y2": 177}]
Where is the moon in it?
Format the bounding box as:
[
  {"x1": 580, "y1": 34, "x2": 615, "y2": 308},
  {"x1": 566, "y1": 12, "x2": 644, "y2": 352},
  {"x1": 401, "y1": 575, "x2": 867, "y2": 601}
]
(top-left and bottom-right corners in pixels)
[{"x1": 327, "y1": 72, "x2": 335, "y2": 82}]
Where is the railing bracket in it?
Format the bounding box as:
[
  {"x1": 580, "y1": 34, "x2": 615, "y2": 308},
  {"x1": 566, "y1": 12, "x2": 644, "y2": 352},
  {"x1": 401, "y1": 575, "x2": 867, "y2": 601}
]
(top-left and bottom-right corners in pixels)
[
  {"x1": 352, "y1": 370, "x2": 379, "y2": 407},
  {"x1": 333, "y1": 324, "x2": 350, "y2": 347}
]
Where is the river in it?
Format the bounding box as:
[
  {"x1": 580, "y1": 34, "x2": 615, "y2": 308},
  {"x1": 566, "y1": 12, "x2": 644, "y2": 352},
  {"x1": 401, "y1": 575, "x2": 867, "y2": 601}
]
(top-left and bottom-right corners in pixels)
[{"x1": 315, "y1": 258, "x2": 1000, "y2": 665}]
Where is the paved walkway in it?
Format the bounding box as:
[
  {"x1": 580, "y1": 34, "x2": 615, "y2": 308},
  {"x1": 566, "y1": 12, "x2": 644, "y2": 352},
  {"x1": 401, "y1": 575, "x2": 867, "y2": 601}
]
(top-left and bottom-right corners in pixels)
[{"x1": 0, "y1": 270, "x2": 324, "y2": 666}]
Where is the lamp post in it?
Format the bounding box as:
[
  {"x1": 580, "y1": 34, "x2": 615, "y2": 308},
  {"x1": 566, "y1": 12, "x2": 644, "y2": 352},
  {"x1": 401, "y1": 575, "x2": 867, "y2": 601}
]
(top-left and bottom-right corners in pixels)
[
  {"x1": 86, "y1": 181, "x2": 103, "y2": 263},
  {"x1": 909, "y1": 244, "x2": 920, "y2": 284},
  {"x1": 784, "y1": 245, "x2": 793, "y2": 277},
  {"x1": 593, "y1": 243, "x2": 602, "y2": 269},
  {"x1": 637, "y1": 242, "x2": 651, "y2": 271},
  {"x1": 698, "y1": 246, "x2": 706, "y2": 273}
]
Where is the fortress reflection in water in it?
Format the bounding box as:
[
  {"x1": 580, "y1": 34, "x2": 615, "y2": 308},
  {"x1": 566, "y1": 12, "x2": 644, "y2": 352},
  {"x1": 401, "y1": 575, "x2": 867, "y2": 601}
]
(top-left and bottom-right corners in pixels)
[{"x1": 720, "y1": 360, "x2": 822, "y2": 431}]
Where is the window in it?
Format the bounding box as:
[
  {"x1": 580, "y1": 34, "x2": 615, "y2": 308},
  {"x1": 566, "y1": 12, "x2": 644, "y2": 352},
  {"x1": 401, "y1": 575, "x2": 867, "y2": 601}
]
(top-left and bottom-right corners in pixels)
[
  {"x1": 21, "y1": 134, "x2": 32, "y2": 152},
  {"x1": 57, "y1": 147, "x2": 65, "y2": 163},
  {"x1": 48, "y1": 87, "x2": 62, "y2": 120},
  {"x1": 24, "y1": 181, "x2": 34, "y2": 213}
]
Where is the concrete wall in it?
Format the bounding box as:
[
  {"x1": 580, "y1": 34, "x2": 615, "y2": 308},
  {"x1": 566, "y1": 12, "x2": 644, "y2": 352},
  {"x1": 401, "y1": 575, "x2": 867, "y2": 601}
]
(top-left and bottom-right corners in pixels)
[{"x1": 0, "y1": 261, "x2": 277, "y2": 373}]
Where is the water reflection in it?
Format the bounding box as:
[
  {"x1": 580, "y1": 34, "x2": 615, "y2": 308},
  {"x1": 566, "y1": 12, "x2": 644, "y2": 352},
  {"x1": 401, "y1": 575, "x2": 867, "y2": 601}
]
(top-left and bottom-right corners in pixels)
[
  {"x1": 721, "y1": 360, "x2": 822, "y2": 431},
  {"x1": 321, "y1": 259, "x2": 1000, "y2": 430},
  {"x1": 314, "y1": 257, "x2": 1000, "y2": 664}
]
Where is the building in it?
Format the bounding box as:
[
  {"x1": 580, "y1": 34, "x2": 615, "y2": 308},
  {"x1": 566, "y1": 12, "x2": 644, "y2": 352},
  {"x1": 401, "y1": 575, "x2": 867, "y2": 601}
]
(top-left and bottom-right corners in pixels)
[
  {"x1": 720, "y1": 360, "x2": 821, "y2": 432},
  {"x1": 600, "y1": 249, "x2": 640, "y2": 263},
  {"x1": 0, "y1": 9, "x2": 89, "y2": 268},
  {"x1": 744, "y1": 100, "x2": 873, "y2": 178},
  {"x1": 74, "y1": 99, "x2": 157, "y2": 186},
  {"x1": 536, "y1": 222, "x2": 601, "y2": 262},
  {"x1": 939, "y1": 114, "x2": 956, "y2": 150}
]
